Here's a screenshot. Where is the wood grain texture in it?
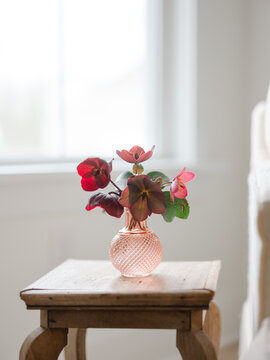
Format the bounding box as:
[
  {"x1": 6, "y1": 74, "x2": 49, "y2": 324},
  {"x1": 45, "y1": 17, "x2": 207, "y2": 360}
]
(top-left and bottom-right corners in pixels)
[
  {"x1": 176, "y1": 328, "x2": 217, "y2": 360},
  {"x1": 19, "y1": 260, "x2": 222, "y2": 359},
  {"x1": 203, "y1": 302, "x2": 221, "y2": 357},
  {"x1": 20, "y1": 259, "x2": 221, "y2": 308},
  {"x1": 19, "y1": 327, "x2": 67, "y2": 360},
  {"x1": 65, "y1": 328, "x2": 86, "y2": 360},
  {"x1": 46, "y1": 309, "x2": 190, "y2": 329}
]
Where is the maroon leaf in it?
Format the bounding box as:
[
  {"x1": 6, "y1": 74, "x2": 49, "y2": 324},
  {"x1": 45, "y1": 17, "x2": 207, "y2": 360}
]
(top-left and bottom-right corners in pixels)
[{"x1": 86, "y1": 193, "x2": 124, "y2": 218}]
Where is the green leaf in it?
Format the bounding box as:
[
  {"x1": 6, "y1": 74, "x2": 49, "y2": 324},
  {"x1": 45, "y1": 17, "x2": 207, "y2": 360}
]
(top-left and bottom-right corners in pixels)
[
  {"x1": 162, "y1": 191, "x2": 190, "y2": 222},
  {"x1": 174, "y1": 198, "x2": 190, "y2": 219},
  {"x1": 115, "y1": 171, "x2": 133, "y2": 190},
  {"x1": 147, "y1": 171, "x2": 170, "y2": 184},
  {"x1": 162, "y1": 191, "x2": 175, "y2": 222}
]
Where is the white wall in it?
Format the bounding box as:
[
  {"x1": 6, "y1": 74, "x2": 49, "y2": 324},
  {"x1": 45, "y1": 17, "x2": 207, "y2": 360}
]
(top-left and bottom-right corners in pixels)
[
  {"x1": 0, "y1": 166, "x2": 243, "y2": 360},
  {"x1": 1, "y1": 0, "x2": 270, "y2": 359}
]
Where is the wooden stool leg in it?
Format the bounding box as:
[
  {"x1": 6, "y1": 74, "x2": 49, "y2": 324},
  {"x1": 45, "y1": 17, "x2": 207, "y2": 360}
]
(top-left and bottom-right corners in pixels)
[
  {"x1": 19, "y1": 326, "x2": 67, "y2": 360},
  {"x1": 203, "y1": 302, "x2": 221, "y2": 356},
  {"x1": 176, "y1": 306, "x2": 220, "y2": 360},
  {"x1": 176, "y1": 329, "x2": 217, "y2": 360},
  {"x1": 65, "y1": 328, "x2": 87, "y2": 360}
]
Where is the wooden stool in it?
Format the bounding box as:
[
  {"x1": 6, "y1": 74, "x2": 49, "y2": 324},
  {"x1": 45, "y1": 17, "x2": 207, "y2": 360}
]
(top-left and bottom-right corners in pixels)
[{"x1": 20, "y1": 259, "x2": 221, "y2": 360}]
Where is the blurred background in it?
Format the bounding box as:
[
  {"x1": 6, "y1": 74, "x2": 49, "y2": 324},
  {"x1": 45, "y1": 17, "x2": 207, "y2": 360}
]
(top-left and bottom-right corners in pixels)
[{"x1": 1, "y1": 0, "x2": 270, "y2": 359}]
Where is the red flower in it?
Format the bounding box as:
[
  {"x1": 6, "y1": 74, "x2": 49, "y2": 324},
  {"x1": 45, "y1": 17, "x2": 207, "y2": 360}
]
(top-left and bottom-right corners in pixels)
[
  {"x1": 77, "y1": 158, "x2": 112, "y2": 191},
  {"x1": 86, "y1": 193, "x2": 124, "y2": 218},
  {"x1": 119, "y1": 175, "x2": 166, "y2": 221},
  {"x1": 116, "y1": 145, "x2": 155, "y2": 164}
]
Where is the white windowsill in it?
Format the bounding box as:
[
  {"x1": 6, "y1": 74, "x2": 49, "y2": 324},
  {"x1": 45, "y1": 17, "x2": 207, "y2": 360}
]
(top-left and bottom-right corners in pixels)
[{"x1": 0, "y1": 158, "x2": 231, "y2": 177}]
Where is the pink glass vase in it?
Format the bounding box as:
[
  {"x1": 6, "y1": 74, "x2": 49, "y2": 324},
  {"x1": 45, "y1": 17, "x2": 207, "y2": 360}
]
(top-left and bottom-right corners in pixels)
[{"x1": 110, "y1": 209, "x2": 162, "y2": 277}]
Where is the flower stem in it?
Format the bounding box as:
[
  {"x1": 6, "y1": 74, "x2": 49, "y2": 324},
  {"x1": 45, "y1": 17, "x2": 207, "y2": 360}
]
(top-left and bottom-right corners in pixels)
[
  {"x1": 110, "y1": 179, "x2": 122, "y2": 193},
  {"x1": 108, "y1": 191, "x2": 120, "y2": 196},
  {"x1": 162, "y1": 181, "x2": 172, "y2": 185}
]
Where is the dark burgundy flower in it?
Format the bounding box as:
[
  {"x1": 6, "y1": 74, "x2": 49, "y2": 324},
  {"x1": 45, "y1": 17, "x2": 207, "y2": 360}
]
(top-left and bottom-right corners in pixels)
[
  {"x1": 77, "y1": 158, "x2": 112, "y2": 191},
  {"x1": 119, "y1": 175, "x2": 166, "y2": 221},
  {"x1": 86, "y1": 193, "x2": 124, "y2": 218}
]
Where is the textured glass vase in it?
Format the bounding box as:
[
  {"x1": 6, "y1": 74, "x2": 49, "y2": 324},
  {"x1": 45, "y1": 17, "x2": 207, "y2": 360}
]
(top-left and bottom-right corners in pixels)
[{"x1": 110, "y1": 209, "x2": 162, "y2": 277}]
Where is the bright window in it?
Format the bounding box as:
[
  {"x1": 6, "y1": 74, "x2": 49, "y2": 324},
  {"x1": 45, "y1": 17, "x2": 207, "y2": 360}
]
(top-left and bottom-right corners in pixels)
[{"x1": 0, "y1": 0, "x2": 197, "y2": 163}]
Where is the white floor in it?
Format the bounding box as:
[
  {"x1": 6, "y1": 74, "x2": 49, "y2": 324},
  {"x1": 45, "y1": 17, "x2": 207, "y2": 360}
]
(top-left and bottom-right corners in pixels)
[{"x1": 58, "y1": 337, "x2": 238, "y2": 360}]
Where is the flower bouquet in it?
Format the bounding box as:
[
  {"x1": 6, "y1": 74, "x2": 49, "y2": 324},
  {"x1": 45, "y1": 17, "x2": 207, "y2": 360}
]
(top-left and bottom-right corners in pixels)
[{"x1": 77, "y1": 145, "x2": 194, "y2": 277}]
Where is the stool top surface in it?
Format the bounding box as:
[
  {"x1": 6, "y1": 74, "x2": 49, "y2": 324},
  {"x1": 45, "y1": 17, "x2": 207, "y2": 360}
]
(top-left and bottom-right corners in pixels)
[{"x1": 20, "y1": 259, "x2": 221, "y2": 308}]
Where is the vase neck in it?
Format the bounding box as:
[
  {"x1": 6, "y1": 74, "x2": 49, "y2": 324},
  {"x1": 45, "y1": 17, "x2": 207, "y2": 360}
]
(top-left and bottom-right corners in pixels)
[{"x1": 124, "y1": 208, "x2": 148, "y2": 232}]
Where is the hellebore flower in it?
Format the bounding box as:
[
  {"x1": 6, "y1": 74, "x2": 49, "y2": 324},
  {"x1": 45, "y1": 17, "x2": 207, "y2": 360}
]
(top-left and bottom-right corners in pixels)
[
  {"x1": 170, "y1": 168, "x2": 195, "y2": 202},
  {"x1": 86, "y1": 193, "x2": 124, "y2": 218},
  {"x1": 119, "y1": 175, "x2": 166, "y2": 221},
  {"x1": 116, "y1": 145, "x2": 155, "y2": 164},
  {"x1": 77, "y1": 158, "x2": 112, "y2": 191}
]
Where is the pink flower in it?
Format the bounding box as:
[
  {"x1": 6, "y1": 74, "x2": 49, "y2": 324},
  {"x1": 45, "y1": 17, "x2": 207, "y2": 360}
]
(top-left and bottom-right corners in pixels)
[
  {"x1": 170, "y1": 168, "x2": 195, "y2": 202},
  {"x1": 116, "y1": 145, "x2": 155, "y2": 164}
]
